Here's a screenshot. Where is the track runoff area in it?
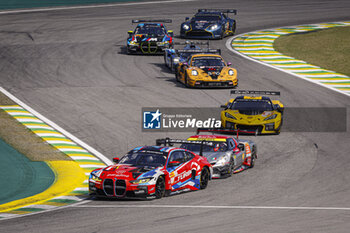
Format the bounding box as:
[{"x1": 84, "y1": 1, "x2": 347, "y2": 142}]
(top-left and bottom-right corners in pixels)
[{"x1": 0, "y1": 0, "x2": 349, "y2": 220}]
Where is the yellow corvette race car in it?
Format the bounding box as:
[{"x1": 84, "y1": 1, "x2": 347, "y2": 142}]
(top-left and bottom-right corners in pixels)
[
  {"x1": 221, "y1": 90, "x2": 284, "y2": 134},
  {"x1": 175, "y1": 53, "x2": 238, "y2": 88}
]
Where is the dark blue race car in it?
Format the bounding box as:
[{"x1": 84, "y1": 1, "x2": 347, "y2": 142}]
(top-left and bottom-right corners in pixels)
[
  {"x1": 127, "y1": 19, "x2": 174, "y2": 54},
  {"x1": 164, "y1": 41, "x2": 221, "y2": 72},
  {"x1": 180, "y1": 9, "x2": 237, "y2": 39}
]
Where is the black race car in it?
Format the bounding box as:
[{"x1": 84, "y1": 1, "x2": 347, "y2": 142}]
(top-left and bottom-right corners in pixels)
[
  {"x1": 180, "y1": 9, "x2": 237, "y2": 39},
  {"x1": 126, "y1": 19, "x2": 174, "y2": 54}
]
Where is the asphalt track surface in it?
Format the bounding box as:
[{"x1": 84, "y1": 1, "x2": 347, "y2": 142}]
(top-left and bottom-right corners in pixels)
[{"x1": 0, "y1": 0, "x2": 350, "y2": 232}]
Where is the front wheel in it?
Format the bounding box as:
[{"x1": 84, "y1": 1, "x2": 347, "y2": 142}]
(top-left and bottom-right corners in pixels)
[
  {"x1": 155, "y1": 176, "x2": 165, "y2": 199},
  {"x1": 175, "y1": 71, "x2": 179, "y2": 82},
  {"x1": 200, "y1": 167, "x2": 209, "y2": 189},
  {"x1": 249, "y1": 146, "x2": 257, "y2": 168},
  {"x1": 227, "y1": 161, "x2": 234, "y2": 177}
]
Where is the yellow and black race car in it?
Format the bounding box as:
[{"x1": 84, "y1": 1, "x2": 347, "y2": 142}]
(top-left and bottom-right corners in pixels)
[
  {"x1": 175, "y1": 53, "x2": 238, "y2": 88},
  {"x1": 221, "y1": 90, "x2": 284, "y2": 134}
]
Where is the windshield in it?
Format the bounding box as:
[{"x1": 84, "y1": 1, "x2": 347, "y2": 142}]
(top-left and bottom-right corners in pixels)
[
  {"x1": 119, "y1": 151, "x2": 167, "y2": 167},
  {"x1": 231, "y1": 99, "x2": 273, "y2": 111},
  {"x1": 135, "y1": 25, "x2": 165, "y2": 35},
  {"x1": 194, "y1": 15, "x2": 221, "y2": 21},
  {"x1": 192, "y1": 57, "x2": 224, "y2": 67},
  {"x1": 181, "y1": 142, "x2": 227, "y2": 152}
]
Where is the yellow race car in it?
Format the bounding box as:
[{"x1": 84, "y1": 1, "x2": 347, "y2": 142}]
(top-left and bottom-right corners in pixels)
[
  {"x1": 175, "y1": 53, "x2": 238, "y2": 88},
  {"x1": 221, "y1": 90, "x2": 284, "y2": 134}
]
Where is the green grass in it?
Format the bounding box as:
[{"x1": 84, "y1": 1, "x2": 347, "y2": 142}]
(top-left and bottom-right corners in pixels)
[
  {"x1": 274, "y1": 26, "x2": 350, "y2": 76},
  {"x1": 0, "y1": 91, "x2": 70, "y2": 161}
]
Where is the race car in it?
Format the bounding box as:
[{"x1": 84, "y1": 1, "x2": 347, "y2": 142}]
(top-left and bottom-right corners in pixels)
[
  {"x1": 126, "y1": 19, "x2": 173, "y2": 54},
  {"x1": 89, "y1": 145, "x2": 212, "y2": 199},
  {"x1": 157, "y1": 131, "x2": 256, "y2": 178},
  {"x1": 180, "y1": 9, "x2": 237, "y2": 39},
  {"x1": 221, "y1": 90, "x2": 284, "y2": 134},
  {"x1": 164, "y1": 40, "x2": 221, "y2": 72},
  {"x1": 175, "y1": 53, "x2": 238, "y2": 88}
]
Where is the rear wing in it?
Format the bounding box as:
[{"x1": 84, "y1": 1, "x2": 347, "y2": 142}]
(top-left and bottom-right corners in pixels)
[
  {"x1": 156, "y1": 137, "x2": 214, "y2": 156},
  {"x1": 231, "y1": 90, "x2": 280, "y2": 96},
  {"x1": 175, "y1": 49, "x2": 221, "y2": 54},
  {"x1": 132, "y1": 19, "x2": 172, "y2": 24},
  {"x1": 196, "y1": 127, "x2": 258, "y2": 138},
  {"x1": 198, "y1": 9, "x2": 237, "y2": 15}
]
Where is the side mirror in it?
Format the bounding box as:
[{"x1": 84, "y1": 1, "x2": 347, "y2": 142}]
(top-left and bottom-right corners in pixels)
[
  {"x1": 227, "y1": 62, "x2": 232, "y2": 66},
  {"x1": 168, "y1": 30, "x2": 174, "y2": 37},
  {"x1": 168, "y1": 161, "x2": 181, "y2": 167},
  {"x1": 127, "y1": 31, "x2": 133, "y2": 35},
  {"x1": 185, "y1": 17, "x2": 189, "y2": 21},
  {"x1": 113, "y1": 157, "x2": 120, "y2": 164},
  {"x1": 238, "y1": 144, "x2": 245, "y2": 151}
]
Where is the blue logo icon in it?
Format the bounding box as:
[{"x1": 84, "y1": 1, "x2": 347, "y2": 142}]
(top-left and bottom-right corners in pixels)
[{"x1": 143, "y1": 109, "x2": 162, "y2": 129}]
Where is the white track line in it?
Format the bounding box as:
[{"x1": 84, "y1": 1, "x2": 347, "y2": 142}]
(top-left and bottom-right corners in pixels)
[
  {"x1": 225, "y1": 30, "x2": 350, "y2": 98},
  {"x1": 0, "y1": 87, "x2": 112, "y2": 165},
  {"x1": 0, "y1": 0, "x2": 197, "y2": 15},
  {"x1": 74, "y1": 204, "x2": 350, "y2": 211}
]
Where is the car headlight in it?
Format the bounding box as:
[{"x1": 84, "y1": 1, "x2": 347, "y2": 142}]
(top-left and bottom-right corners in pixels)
[
  {"x1": 228, "y1": 69, "x2": 235, "y2": 76},
  {"x1": 183, "y1": 24, "x2": 190, "y2": 30},
  {"x1": 130, "y1": 178, "x2": 153, "y2": 184},
  {"x1": 213, "y1": 155, "x2": 230, "y2": 167},
  {"x1": 191, "y1": 70, "x2": 198, "y2": 76},
  {"x1": 89, "y1": 174, "x2": 102, "y2": 182},
  {"x1": 210, "y1": 24, "x2": 218, "y2": 30},
  {"x1": 264, "y1": 114, "x2": 277, "y2": 121},
  {"x1": 173, "y1": 58, "x2": 180, "y2": 63},
  {"x1": 225, "y1": 112, "x2": 237, "y2": 120}
]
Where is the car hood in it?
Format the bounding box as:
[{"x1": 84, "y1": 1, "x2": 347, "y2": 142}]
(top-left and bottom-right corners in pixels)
[
  {"x1": 193, "y1": 151, "x2": 227, "y2": 163},
  {"x1": 200, "y1": 66, "x2": 224, "y2": 79},
  {"x1": 134, "y1": 34, "x2": 165, "y2": 42},
  {"x1": 99, "y1": 164, "x2": 158, "y2": 180},
  {"x1": 190, "y1": 20, "x2": 218, "y2": 30},
  {"x1": 227, "y1": 110, "x2": 275, "y2": 120}
]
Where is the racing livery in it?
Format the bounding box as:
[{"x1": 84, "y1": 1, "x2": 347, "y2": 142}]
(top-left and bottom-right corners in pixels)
[
  {"x1": 175, "y1": 53, "x2": 238, "y2": 88},
  {"x1": 89, "y1": 145, "x2": 212, "y2": 199},
  {"x1": 221, "y1": 90, "x2": 284, "y2": 134},
  {"x1": 164, "y1": 41, "x2": 221, "y2": 72},
  {"x1": 183, "y1": 130, "x2": 256, "y2": 178},
  {"x1": 126, "y1": 19, "x2": 173, "y2": 54},
  {"x1": 180, "y1": 9, "x2": 237, "y2": 39}
]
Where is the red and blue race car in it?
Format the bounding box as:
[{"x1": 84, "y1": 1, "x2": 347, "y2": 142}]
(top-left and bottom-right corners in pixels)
[{"x1": 89, "y1": 144, "x2": 212, "y2": 199}]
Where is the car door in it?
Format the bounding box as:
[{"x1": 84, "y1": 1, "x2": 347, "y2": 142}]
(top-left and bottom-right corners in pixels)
[
  {"x1": 166, "y1": 150, "x2": 191, "y2": 190},
  {"x1": 228, "y1": 138, "x2": 243, "y2": 168}
]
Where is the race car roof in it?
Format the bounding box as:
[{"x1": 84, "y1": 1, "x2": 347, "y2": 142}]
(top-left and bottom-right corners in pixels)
[
  {"x1": 187, "y1": 135, "x2": 230, "y2": 141},
  {"x1": 235, "y1": 96, "x2": 271, "y2": 101},
  {"x1": 191, "y1": 53, "x2": 222, "y2": 59},
  {"x1": 132, "y1": 146, "x2": 178, "y2": 153}
]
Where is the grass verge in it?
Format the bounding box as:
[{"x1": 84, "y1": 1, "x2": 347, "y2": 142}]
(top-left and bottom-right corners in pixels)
[
  {"x1": 274, "y1": 26, "x2": 350, "y2": 76},
  {"x1": 0, "y1": 91, "x2": 71, "y2": 161}
]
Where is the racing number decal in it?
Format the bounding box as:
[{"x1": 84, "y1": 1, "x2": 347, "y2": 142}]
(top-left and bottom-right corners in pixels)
[{"x1": 245, "y1": 143, "x2": 251, "y2": 159}]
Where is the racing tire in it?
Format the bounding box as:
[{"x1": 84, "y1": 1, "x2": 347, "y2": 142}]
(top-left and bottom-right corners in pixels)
[
  {"x1": 126, "y1": 46, "x2": 133, "y2": 55},
  {"x1": 155, "y1": 176, "x2": 166, "y2": 199},
  {"x1": 231, "y1": 23, "x2": 236, "y2": 35},
  {"x1": 164, "y1": 53, "x2": 168, "y2": 68},
  {"x1": 184, "y1": 73, "x2": 190, "y2": 87},
  {"x1": 249, "y1": 146, "x2": 257, "y2": 168},
  {"x1": 227, "y1": 161, "x2": 234, "y2": 177},
  {"x1": 170, "y1": 59, "x2": 174, "y2": 72},
  {"x1": 175, "y1": 71, "x2": 180, "y2": 82},
  {"x1": 200, "y1": 167, "x2": 209, "y2": 190}
]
